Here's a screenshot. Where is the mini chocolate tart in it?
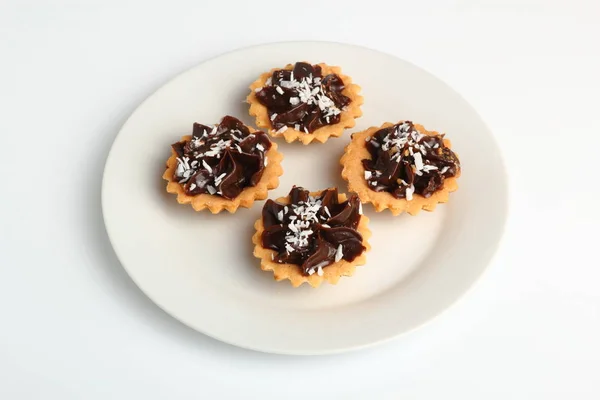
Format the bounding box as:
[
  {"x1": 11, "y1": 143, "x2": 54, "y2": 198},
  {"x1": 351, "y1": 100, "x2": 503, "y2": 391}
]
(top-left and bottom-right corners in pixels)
[
  {"x1": 252, "y1": 186, "x2": 371, "y2": 287},
  {"x1": 341, "y1": 121, "x2": 461, "y2": 215},
  {"x1": 163, "y1": 115, "x2": 284, "y2": 213},
  {"x1": 247, "y1": 62, "x2": 363, "y2": 145}
]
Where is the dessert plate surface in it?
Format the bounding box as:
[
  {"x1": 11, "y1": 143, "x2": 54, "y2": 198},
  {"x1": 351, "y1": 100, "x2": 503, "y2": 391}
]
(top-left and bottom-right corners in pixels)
[{"x1": 102, "y1": 41, "x2": 507, "y2": 355}]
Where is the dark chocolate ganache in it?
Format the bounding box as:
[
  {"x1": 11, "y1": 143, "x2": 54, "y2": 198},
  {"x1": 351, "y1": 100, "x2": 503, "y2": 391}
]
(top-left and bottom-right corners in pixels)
[
  {"x1": 171, "y1": 115, "x2": 272, "y2": 200},
  {"x1": 261, "y1": 187, "x2": 365, "y2": 276},
  {"x1": 362, "y1": 121, "x2": 460, "y2": 199},
  {"x1": 254, "y1": 62, "x2": 351, "y2": 133}
]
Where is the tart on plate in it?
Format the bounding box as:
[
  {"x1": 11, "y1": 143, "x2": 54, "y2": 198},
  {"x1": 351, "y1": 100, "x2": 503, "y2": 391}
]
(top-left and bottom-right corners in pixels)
[
  {"x1": 247, "y1": 62, "x2": 363, "y2": 144},
  {"x1": 253, "y1": 186, "x2": 371, "y2": 287},
  {"x1": 341, "y1": 121, "x2": 461, "y2": 215},
  {"x1": 163, "y1": 115, "x2": 283, "y2": 213}
]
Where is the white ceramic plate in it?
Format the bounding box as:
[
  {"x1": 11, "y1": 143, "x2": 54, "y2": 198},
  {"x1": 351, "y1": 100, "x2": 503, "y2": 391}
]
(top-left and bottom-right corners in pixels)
[{"x1": 102, "y1": 42, "x2": 507, "y2": 355}]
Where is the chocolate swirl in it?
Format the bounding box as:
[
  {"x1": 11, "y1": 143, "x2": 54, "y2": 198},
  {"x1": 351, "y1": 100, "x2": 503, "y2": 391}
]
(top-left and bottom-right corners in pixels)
[
  {"x1": 255, "y1": 62, "x2": 351, "y2": 133},
  {"x1": 171, "y1": 116, "x2": 272, "y2": 200},
  {"x1": 261, "y1": 187, "x2": 365, "y2": 276},
  {"x1": 362, "y1": 122, "x2": 460, "y2": 199}
]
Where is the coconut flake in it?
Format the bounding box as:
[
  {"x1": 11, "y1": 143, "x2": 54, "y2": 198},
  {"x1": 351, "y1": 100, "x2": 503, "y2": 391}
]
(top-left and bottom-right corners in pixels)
[
  {"x1": 256, "y1": 143, "x2": 264, "y2": 152},
  {"x1": 207, "y1": 185, "x2": 217, "y2": 195},
  {"x1": 275, "y1": 125, "x2": 288, "y2": 134},
  {"x1": 285, "y1": 243, "x2": 295, "y2": 254},
  {"x1": 275, "y1": 86, "x2": 284, "y2": 95},
  {"x1": 270, "y1": 113, "x2": 277, "y2": 121},
  {"x1": 175, "y1": 161, "x2": 185, "y2": 177},
  {"x1": 277, "y1": 210, "x2": 284, "y2": 221},
  {"x1": 364, "y1": 171, "x2": 372, "y2": 180},
  {"x1": 317, "y1": 266, "x2": 324, "y2": 276},
  {"x1": 201, "y1": 159, "x2": 212, "y2": 173},
  {"x1": 335, "y1": 244, "x2": 344, "y2": 262},
  {"x1": 413, "y1": 152, "x2": 424, "y2": 171},
  {"x1": 405, "y1": 184, "x2": 415, "y2": 201},
  {"x1": 214, "y1": 173, "x2": 227, "y2": 186}
]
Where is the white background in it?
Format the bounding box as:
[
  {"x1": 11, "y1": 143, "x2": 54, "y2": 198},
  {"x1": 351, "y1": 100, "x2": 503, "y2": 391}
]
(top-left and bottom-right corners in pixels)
[{"x1": 1, "y1": 1, "x2": 599, "y2": 399}]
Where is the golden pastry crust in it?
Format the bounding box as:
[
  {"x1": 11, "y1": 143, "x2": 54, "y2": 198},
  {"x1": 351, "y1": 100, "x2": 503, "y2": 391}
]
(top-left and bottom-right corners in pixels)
[
  {"x1": 247, "y1": 63, "x2": 363, "y2": 145},
  {"x1": 252, "y1": 191, "x2": 371, "y2": 288},
  {"x1": 163, "y1": 128, "x2": 284, "y2": 214},
  {"x1": 340, "y1": 122, "x2": 460, "y2": 216}
]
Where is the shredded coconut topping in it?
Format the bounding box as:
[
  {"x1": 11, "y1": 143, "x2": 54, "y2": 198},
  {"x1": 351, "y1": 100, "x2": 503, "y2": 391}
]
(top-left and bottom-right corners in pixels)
[
  {"x1": 307, "y1": 261, "x2": 329, "y2": 276},
  {"x1": 175, "y1": 157, "x2": 194, "y2": 183},
  {"x1": 283, "y1": 196, "x2": 323, "y2": 249},
  {"x1": 334, "y1": 244, "x2": 344, "y2": 263},
  {"x1": 277, "y1": 75, "x2": 341, "y2": 119},
  {"x1": 405, "y1": 184, "x2": 415, "y2": 201},
  {"x1": 201, "y1": 159, "x2": 212, "y2": 173}
]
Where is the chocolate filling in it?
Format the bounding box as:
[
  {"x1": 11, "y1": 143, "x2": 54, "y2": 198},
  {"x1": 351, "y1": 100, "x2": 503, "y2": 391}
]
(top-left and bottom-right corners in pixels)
[
  {"x1": 362, "y1": 121, "x2": 460, "y2": 199},
  {"x1": 171, "y1": 115, "x2": 272, "y2": 200},
  {"x1": 255, "y1": 62, "x2": 351, "y2": 133},
  {"x1": 261, "y1": 187, "x2": 365, "y2": 276}
]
